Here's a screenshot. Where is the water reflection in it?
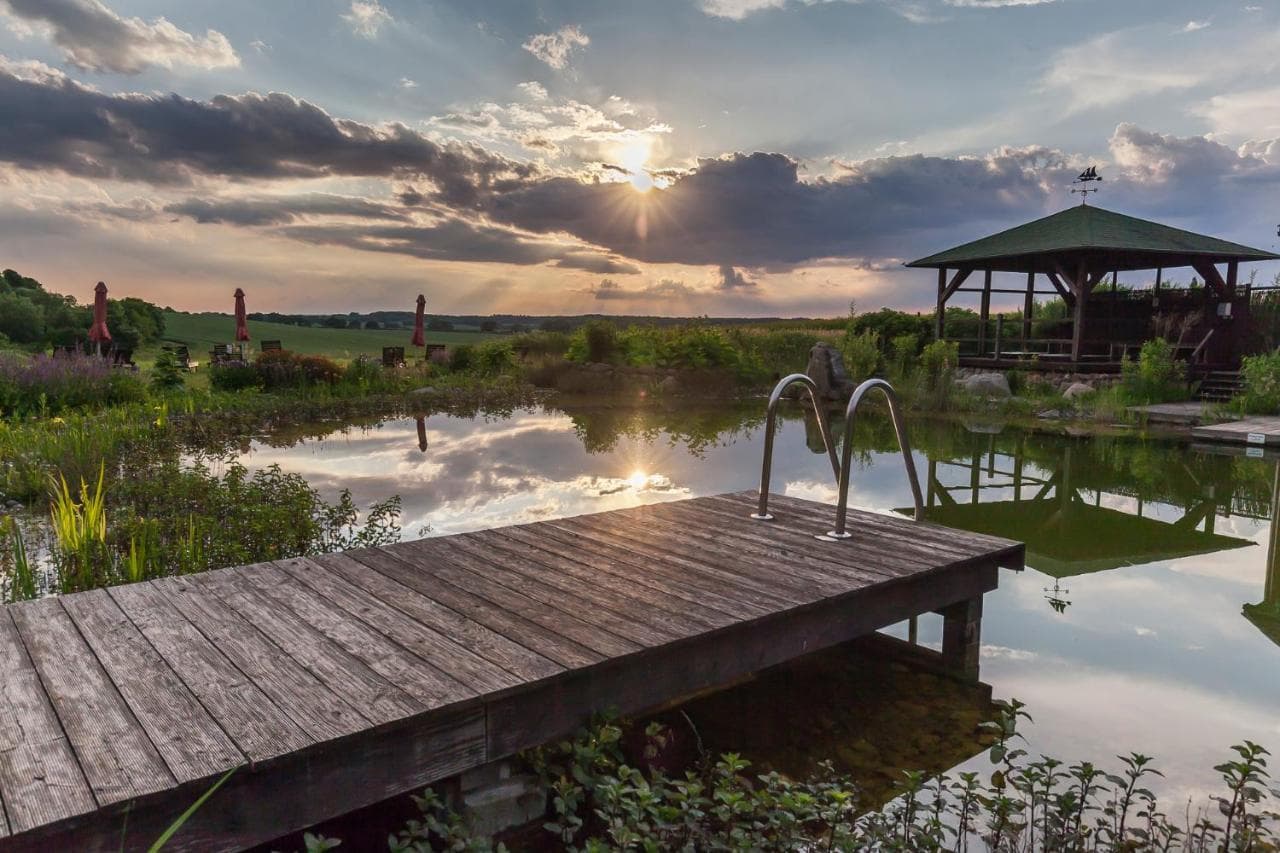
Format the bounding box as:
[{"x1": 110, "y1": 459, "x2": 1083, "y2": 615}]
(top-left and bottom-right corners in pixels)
[{"x1": 230, "y1": 402, "x2": 1280, "y2": 802}]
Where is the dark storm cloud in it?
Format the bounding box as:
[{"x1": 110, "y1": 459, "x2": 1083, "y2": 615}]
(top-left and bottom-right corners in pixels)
[
  {"x1": 477, "y1": 149, "x2": 1070, "y2": 267},
  {"x1": 0, "y1": 0, "x2": 239, "y2": 73},
  {"x1": 0, "y1": 63, "x2": 534, "y2": 199},
  {"x1": 165, "y1": 194, "x2": 410, "y2": 226},
  {"x1": 717, "y1": 264, "x2": 756, "y2": 289},
  {"x1": 552, "y1": 252, "x2": 642, "y2": 274},
  {"x1": 276, "y1": 216, "x2": 602, "y2": 267}
]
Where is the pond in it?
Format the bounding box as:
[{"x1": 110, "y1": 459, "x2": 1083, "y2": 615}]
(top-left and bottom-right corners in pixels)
[{"x1": 228, "y1": 400, "x2": 1280, "y2": 806}]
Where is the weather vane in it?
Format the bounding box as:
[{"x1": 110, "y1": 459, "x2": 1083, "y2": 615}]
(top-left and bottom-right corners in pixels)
[
  {"x1": 1071, "y1": 166, "x2": 1102, "y2": 204},
  {"x1": 1043, "y1": 579, "x2": 1071, "y2": 614}
]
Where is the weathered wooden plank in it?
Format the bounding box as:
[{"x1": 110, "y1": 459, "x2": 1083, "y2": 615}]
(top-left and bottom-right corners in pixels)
[
  {"x1": 361, "y1": 544, "x2": 642, "y2": 659},
  {"x1": 646, "y1": 499, "x2": 932, "y2": 579},
  {"x1": 473, "y1": 526, "x2": 733, "y2": 631},
  {"x1": 241, "y1": 562, "x2": 478, "y2": 709},
  {"x1": 191, "y1": 568, "x2": 423, "y2": 727},
  {"x1": 109, "y1": 581, "x2": 312, "y2": 762},
  {"x1": 60, "y1": 588, "x2": 244, "y2": 785},
  {"x1": 548, "y1": 514, "x2": 812, "y2": 606},
  {"x1": 301, "y1": 553, "x2": 529, "y2": 694},
  {"x1": 157, "y1": 576, "x2": 368, "y2": 743},
  {"x1": 487, "y1": 559, "x2": 1002, "y2": 758},
  {"x1": 412, "y1": 535, "x2": 682, "y2": 646},
  {"x1": 9, "y1": 598, "x2": 174, "y2": 806},
  {"x1": 0, "y1": 611, "x2": 96, "y2": 834},
  {"x1": 13, "y1": 707, "x2": 487, "y2": 853},
  {"x1": 503, "y1": 521, "x2": 770, "y2": 621},
  {"x1": 591, "y1": 502, "x2": 885, "y2": 594},
  {"x1": 539, "y1": 517, "x2": 794, "y2": 612}
]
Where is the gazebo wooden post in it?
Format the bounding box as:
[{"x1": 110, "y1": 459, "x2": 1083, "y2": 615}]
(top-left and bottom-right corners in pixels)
[
  {"x1": 1070, "y1": 261, "x2": 1088, "y2": 362},
  {"x1": 1022, "y1": 272, "x2": 1034, "y2": 350},
  {"x1": 978, "y1": 269, "x2": 992, "y2": 357},
  {"x1": 935, "y1": 268, "x2": 947, "y2": 341}
]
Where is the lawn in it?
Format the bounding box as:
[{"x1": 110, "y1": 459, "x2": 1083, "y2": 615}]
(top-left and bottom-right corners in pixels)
[{"x1": 161, "y1": 312, "x2": 496, "y2": 359}]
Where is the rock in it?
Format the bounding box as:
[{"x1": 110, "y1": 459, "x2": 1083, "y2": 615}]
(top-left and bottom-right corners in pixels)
[
  {"x1": 1063, "y1": 382, "x2": 1095, "y2": 400},
  {"x1": 960, "y1": 372, "x2": 1011, "y2": 398},
  {"x1": 587, "y1": 362, "x2": 612, "y2": 373},
  {"x1": 658, "y1": 375, "x2": 680, "y2": 393},
  {"x1": 408, "y1": 386, "x2": 439, "y2": 395},
  {"x1": 1036, "y1": 409, "x2": 1065, "y2": 420},
  {"x1": 805, "y1": 342, "x2": 858, "y2": 401}
]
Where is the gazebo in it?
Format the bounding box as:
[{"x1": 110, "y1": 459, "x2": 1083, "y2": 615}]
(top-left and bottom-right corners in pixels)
[{"x1": 907, "y1": 205, "x2": 1279, "y2": 371}]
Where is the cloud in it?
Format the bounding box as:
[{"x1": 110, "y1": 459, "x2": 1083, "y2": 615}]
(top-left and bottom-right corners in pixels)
[
  {"x1": 399, "y1": 77, "x2": 417, "y2": 88},
  {"x1": 1042, "y1": 30, "x2": 1202, "y2": 112},
  {"x1": 0, "y1": 60, "x2": 535, "y2": 199},
  {"x1": 164, "y1": 193, "x2": 411, "y2": 226},
  {"x1": 1182, "y1": 19, "x2": 1211, "y2": 32},
  {"x1": 1196, "y1": 87, "x2": 1280, "y2": 139},
  {"x1": 553, "y1": 253, "x2": 642, "y2": 274},
  {"x1": 249, "y1": 39, "x2": 269, "y2": 52},
  {"x1": 522, "y1": 25, "x2": 589, "y2": 69},
  {"x1": 943, "y1": 0, "x2": 1055, "y2": 6},
  {"x1": 698, "y1": 0, "x2": 788, "y2": 18},
  {"x1": 342, "y1": 0, "x2": 392, "y2": 38},
  {"x1": 0, "y1": 0, "x2": 238, "y2": 73},
  {"x1": 517, "y1": 81, "x2": 549, "y2": 101},
  {"x1": 476, "y1": 147, "x2": 1069, "y2": 267},
  {"x1": 589, "y1": 278, "x2": 696, "y2": 300},
  {"x1": 717, "y1": 264, "x2": 757, "y2": 289}
]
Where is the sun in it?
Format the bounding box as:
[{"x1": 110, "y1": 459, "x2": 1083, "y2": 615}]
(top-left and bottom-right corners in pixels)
[
  {"x1": 628, "y1": 169, "x2": 654, "y2": 192},
  {"x1": 627, "y1": 469, "x2": 651, "y2": 489}
]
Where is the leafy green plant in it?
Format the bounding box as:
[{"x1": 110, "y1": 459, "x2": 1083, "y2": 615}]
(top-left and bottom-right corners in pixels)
[
  {"x1": 150, "y1": 349, "x2": 186, "y2": 392},
  {"x1": 1120, "y1": 339, "x2": 1187, "y2": 404},
  {"x1": 841, "y1": 328, "x2": 881, "y2": 383},
  {"x1": 1239, "y1": 351, "x2": 1280, "y2": 414}
]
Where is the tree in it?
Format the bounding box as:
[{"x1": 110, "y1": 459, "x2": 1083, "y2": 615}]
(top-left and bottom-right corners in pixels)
[
  {"x1": 0, "y1": 293, "x2": 46, "y2": 343},
  {"x1": 479, "y1": 319, "x2": 499, "y2": 332}
]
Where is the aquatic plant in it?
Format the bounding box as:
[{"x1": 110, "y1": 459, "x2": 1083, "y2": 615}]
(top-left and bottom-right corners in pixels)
[
  {"x1": 347, "y1": 701, "x2": 1280, "y2": 852},
  {"x1": 0, "y1": 351, "x2": 147, "y2": 416}
]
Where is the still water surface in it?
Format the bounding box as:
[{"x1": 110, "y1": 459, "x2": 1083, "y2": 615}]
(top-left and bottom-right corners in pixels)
[{"x1": 231, "y1": 402, "x2": 1280, "y2": 804}]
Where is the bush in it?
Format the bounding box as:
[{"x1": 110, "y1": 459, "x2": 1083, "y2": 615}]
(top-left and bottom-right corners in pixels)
[
  {"x1": 568, "y1": 319, "x2": 620, "y2": 363},
  {"x1": 150, "y1": 349, "x2": 185, "y2": 392},
  {"x1": 888, "y1": 332, "x2": 921, "y2": 382},
  {"x1": 208, "y1": 363, "x2": 261, "y2": 392},
  {"x1": 253, "y1": 350, "x2": 342, "y2": 390},
  {"x1": 1239, "y1": 350, "x2": 1280, "y2": 414},
  {"x1": 0, "y1": 352, "x2": 146, "y2": 416},
  {"x1": 511, "y1": 330, "x2": 571, "y2": 358},
  {"x1": 473, "y1": 340, "x2": 515, "y2": 376},
  {"x1": 920, "y1": 339, "x2": 959, "y2": 398},
  {"x1": 841, "y1": 328, "x2": 880, "y2": 382},
  {"x1": 448, "y1": 344, "x2": 475, "y2": 372},
  {"x1": 1120, "y1": 338, "x2": 1187, "y2": 404}
]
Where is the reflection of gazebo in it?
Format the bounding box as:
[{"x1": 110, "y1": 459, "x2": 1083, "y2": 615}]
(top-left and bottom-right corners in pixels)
[
  {"x1": 903, "y1": 442, "x2": 1254, "y2": 579},
  {"x1": 1243, "y1": 461, "x2": 1280, "y2": 645},
  {"x1": 907, "y1": 205, "x2": 1279, "y2": 370}
]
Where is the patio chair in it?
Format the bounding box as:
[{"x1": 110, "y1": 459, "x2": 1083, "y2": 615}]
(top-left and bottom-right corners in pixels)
[
  {"x1": 261, "y1": 340, "x2": 283, "y2": 353},
  {"x1": 382, "y1": 346, "x2": 405, "y2": 368}
]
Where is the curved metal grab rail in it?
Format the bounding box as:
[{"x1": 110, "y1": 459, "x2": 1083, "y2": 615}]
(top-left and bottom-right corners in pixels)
[
  {"x1": 827, "y1": 378, "x2": 924, "y2": 539},
  {"x1": 752, "y1": 373, "x2": 841, "y2": 520}
]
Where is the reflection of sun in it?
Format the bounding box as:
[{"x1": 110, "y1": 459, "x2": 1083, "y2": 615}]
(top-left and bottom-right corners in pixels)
[{"x1": 627, "y1": 469, "x2": 651, "y2": 489}]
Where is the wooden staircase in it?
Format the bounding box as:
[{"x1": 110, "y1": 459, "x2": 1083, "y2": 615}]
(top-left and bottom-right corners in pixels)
[{"x1": 1196, "y1": 370, "x2": 1244, "y2": 403}]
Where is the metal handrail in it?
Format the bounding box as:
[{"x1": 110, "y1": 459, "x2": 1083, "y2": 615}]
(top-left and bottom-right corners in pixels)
[
  {"x1": 827, "y1": 379, "x2": 924, "y2": 539},
  {"x1": 751, "y1": 374, "x2": 840, "y2": 520}
]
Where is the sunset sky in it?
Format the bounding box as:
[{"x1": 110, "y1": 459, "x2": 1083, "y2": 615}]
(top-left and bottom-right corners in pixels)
[{"x1": 2, "y1": 0, "x2": 1278, "y2": 316}]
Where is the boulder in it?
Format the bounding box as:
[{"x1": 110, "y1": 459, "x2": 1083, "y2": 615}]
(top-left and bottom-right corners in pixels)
[
  {"x1": 805, "y1": 342, "x2": 858, "y2": 400},
  {"x1": 1063, "y1": 382, "x2": 1095, "y2": 401},
  {"x1": 408, "y1": 386, "x2": 439, "y2": 395},
  {"x1": 960, "y1": 372, "x2": 1011, "y2": 398},
  {"x1": 658, "y1": 375, "x2": 680, "y2": 393}
]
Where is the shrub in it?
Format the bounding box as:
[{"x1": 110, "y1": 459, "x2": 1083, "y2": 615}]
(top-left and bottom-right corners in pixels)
[
  {"x1": 1239, "y1": 350, "x2": 1280, "y2": 414},
  {"x1": 253, "y1": 351, "x2": 342, "y2": 390},
  {"x1": 920, "y1": 339, "x2": 959, "y2": 399},
  {"x1": 888, "y1": 332, "x2": 921, "y2": 382},
  {"x1": 208, "y1": 362, "x2": 261, "y2": 392},
  {"x1": 841, "y1": 328, "x2": 880, "y2": 382},
  {"x1": 150, "y1": 349, "x2": 186, "y2": 392},
  {"x1": 568, "y1": 319, "x2": 620, "y2": 363},
  {"x1": 1120, "y1": 338, "x2": 1187, "y2": 404},
  {"x1": 511, "y1": 330, "x2": 571, "y2": 359},
  {"x1": 0, "y1": 352, "x2": 145, "y2": 416},
  {"x1": 473, "y1": 340, "x2": 515, "y2": 376},
  {"x1": 448, "y1": 344, "x2": 475, "y2": 372}
]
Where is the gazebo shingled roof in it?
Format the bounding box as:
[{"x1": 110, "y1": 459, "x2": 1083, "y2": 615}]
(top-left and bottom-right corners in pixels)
[{"x1": 907, "y1": 205, "x2": 1279, "y2": 273}]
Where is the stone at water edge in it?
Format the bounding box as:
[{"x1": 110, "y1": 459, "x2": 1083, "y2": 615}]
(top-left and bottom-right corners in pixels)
[
  {"x1": 1063, "y1": 382, "x2": 1095, "y2": 401},
  {"x1": 805, "y1": 342, "x2": 858, "y2": 401},
  {"x1": 409, "y1": 386, "x2": 439, "y2": 395},
  {"x1": 959, "y1": 372, "x2": 1011, "y2": 398}
]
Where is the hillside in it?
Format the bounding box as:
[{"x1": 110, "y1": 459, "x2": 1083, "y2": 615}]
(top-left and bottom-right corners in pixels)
[{"x1": 162, "y1": 312, "x2": 495, "y2": 358}]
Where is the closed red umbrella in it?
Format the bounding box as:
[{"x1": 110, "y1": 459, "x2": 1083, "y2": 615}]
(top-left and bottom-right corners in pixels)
[
  {"x1": 88, "y1": 281, "x2": 111, "y2": 354},
  {"x1": 234, "y1": 288, "x2": 250, "y2": 342},
  {"x1": 411, "y1": 294, "x2": 426, "y2": 348}
]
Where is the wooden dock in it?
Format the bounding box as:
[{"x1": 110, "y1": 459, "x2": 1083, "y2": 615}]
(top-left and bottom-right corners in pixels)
[
  {"x1": 1192, "y1": 416, "x2": 1280, "y2": 448},
  {"x1": 0, "y1": 492, "x2": 1022, "y2": 852}
]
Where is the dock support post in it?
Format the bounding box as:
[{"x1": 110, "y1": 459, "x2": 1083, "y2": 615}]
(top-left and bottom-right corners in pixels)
[{"x1": 940, "y1": 596, "x2": 982, "y2": 681}]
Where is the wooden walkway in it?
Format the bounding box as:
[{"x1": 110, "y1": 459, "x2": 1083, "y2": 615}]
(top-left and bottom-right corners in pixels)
[
  {"x1": 0, "y1": 492, "x2": 1022, "y2": 852},
  {"x1": 1193, "y1": 416, "x2": 1280, "y2": 448}
]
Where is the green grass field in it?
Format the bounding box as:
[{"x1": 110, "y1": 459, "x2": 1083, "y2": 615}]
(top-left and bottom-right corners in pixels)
[{"x1": 161, "y1": 312, "x2": 496, "y2": 360}]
